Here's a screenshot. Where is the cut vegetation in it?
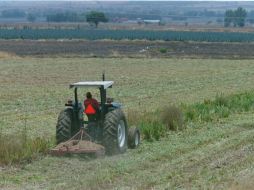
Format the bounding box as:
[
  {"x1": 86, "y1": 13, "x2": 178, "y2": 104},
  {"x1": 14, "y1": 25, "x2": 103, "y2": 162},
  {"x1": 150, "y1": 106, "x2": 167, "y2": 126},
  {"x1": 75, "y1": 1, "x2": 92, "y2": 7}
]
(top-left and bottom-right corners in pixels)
[{"x1": 1, "y1": 57, "x2": 254, "y2": 189}]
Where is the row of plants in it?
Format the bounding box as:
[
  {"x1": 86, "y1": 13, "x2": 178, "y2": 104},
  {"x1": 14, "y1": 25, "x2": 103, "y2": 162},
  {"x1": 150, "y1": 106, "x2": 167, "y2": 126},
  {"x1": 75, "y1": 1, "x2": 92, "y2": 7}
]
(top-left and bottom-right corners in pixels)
[
  {"x1": 133, "y1": 91, "x2": 254, "y2": 141},
  {"x1": 1, "y1": 29, "x2": 254, "y2": 42}
]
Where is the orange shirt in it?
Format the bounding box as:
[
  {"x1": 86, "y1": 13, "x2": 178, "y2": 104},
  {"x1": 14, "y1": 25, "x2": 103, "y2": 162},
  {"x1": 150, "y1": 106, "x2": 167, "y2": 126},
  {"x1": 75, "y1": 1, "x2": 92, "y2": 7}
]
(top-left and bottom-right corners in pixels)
[{"x1": 84, "y1": 98, "x2": 99, "y2": 110}]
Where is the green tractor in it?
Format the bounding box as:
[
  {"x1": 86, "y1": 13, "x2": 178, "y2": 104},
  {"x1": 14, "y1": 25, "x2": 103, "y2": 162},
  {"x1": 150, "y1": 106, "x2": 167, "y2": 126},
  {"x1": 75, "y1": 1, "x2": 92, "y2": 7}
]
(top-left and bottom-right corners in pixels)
[{"x1": 55, "y1": 78, "x2": 140, "y2": 155}]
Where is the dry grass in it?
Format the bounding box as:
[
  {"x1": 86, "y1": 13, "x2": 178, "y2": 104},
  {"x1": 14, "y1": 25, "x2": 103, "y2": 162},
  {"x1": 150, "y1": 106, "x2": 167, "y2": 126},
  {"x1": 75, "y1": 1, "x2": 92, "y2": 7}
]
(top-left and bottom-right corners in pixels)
[
  {"x1": 1, "y1": 57, "x2": 254, "y2": 137},
  {"x1": 161, "y1": 105, "x2": 184, "y2": 131},
  {"x1": 229, "y1": 184, "x2": 254, "y2": 190},
  {"x1": 229, "y1": 177, "x2": 254, "y2": 190},
  {"x1": 0, "y1": 131, "x2": 51, "y2": 165},
  {"x1": 0, "y1": 51, "x2": 18, "y2": 59},
  {"x1": 126, "y1": 109, "x2": 143, "y2": 126}
]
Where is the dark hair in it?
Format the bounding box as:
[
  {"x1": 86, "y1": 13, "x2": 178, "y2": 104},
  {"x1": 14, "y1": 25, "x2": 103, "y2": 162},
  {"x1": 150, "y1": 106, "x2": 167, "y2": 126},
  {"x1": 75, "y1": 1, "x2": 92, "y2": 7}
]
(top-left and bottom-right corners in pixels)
[{"x1": 86, "y1": 92, "x2": 92, "y2": 99}]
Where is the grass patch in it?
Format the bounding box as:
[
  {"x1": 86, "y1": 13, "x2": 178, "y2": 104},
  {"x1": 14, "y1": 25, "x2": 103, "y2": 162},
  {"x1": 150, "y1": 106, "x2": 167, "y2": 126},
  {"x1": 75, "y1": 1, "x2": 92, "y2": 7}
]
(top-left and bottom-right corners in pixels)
[
  {"x1": 140, "y1": 118, "x2": 166, "y2": 142},
  {"x1": 127, "y1": 110, "x2": 167, "y2": 141},
  {"x1": 0, "y1": 130, "x2": 53, "y2": 166},
  {"x1": 128, "y1": 106, "x2": 184, "y2": 141},
  {"x1": 183, "y1": 92, "x2": 254, "y2": 122},
  {"x1": 128, "y1": 91, "x2": 254, "y2": 141}
]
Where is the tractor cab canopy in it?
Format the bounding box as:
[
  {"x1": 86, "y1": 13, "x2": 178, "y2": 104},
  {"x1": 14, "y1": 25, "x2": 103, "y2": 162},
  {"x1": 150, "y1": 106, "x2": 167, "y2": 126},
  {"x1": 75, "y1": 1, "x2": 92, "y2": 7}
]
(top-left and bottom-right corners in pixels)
[
  {"x1": 69, "y1": 81, "x2": 114, "y2": 120},
  {"x1": 70, "y1": 81, "x2": 114, "y2": 89}
]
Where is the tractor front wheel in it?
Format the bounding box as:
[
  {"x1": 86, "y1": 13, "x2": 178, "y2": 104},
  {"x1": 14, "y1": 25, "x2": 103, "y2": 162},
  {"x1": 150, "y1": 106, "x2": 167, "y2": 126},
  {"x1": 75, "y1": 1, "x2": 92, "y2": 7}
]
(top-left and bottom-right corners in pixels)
[{"x1": 103, "y1": 109, "x2": 128, "y2": 155}]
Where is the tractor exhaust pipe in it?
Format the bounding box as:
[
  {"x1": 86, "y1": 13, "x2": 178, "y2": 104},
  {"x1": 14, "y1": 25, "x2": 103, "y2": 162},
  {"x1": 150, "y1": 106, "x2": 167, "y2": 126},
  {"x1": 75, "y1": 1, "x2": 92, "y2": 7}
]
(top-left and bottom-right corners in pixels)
[{"x1": 102, "y1": 71, "x2": 105, "y2": 81}]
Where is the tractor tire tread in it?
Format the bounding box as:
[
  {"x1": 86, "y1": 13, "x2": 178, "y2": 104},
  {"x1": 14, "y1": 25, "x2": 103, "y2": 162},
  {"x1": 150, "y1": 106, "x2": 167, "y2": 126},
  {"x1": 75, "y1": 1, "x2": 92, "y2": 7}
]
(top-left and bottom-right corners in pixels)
[
  {"x1": 56, "y1": 108, "x2": 73, "y2": 144},
  {"x1": 103, "y1": 109, "x2": 128, "y2": 155}
]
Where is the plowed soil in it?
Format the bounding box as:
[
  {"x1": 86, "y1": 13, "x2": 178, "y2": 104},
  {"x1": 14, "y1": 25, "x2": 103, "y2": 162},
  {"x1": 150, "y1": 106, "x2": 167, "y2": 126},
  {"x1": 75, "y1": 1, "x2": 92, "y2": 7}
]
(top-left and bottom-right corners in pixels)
[{"x1": 0, "y1": 40, "x2": 254, "y2": 58}]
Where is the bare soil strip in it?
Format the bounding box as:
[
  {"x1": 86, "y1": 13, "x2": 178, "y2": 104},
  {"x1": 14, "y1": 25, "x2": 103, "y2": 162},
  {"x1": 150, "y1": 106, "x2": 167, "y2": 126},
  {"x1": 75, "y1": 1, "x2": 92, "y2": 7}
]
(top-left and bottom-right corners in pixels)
[{"x1": 0, "y1": 40, "x2": 254, "y2": 59}]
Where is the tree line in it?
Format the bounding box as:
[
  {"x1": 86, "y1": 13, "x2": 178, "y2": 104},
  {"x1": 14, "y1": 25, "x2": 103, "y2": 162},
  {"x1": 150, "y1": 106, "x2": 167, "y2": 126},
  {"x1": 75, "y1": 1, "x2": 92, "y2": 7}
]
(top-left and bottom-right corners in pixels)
[
  {"x1": 46, "y1": 11, "x2": 108, "y2": 27},
  {"x1": 0, "y1": 9, "x2": 108, "y2": 27},
  {"x1": 46, "y1": 12, "x2": 85, "y2": 22},
  {"x1": 0, "y1": 7, "x2": 251, "y2": 28}
]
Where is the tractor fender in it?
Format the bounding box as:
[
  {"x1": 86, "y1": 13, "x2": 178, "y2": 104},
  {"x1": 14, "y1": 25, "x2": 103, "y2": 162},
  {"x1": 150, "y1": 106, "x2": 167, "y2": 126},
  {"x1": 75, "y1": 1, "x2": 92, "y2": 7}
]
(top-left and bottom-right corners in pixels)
[{"x1": 111, "y1": 102, "x2": 122, "y2": 108}]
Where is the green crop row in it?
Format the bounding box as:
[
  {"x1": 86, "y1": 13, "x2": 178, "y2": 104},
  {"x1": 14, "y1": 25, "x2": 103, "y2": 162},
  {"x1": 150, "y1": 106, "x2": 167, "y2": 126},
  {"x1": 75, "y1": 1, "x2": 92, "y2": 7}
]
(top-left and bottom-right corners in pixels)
[
  {"x1": 0, "y1": 29, "x2": 254, "y2": 42},
  {"x1": 130, "y1": 91, "x2": 254, "y2": 141}
]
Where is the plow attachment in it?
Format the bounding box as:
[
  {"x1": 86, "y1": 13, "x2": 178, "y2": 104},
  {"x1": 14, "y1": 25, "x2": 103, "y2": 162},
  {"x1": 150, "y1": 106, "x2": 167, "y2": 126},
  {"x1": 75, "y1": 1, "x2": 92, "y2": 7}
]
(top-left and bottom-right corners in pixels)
[{"x1": 50, "y1": 129, "x2": 105, "y2": 157}]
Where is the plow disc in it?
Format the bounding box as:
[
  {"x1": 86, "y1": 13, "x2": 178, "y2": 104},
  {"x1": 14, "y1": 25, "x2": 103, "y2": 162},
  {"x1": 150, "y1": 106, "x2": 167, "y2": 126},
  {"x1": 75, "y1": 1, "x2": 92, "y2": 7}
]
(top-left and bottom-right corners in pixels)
[
  {"x1": 50, "y1": 140, "x2": 105, "y2": 157},
  {"x1": 50, "y1": 129, "x2": 105, "y2": 157}
]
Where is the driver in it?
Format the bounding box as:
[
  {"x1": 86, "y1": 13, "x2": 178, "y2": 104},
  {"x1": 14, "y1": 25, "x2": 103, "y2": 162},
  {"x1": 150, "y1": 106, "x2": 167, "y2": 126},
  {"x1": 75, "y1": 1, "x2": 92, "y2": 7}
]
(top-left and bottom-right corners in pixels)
[{"x1": 84, "y1": 92, "x2": 99, "y2": 111}]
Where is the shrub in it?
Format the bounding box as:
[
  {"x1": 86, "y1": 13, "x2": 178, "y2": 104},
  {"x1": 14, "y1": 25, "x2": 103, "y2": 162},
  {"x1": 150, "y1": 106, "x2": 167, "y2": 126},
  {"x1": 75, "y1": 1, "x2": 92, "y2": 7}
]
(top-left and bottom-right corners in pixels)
[
  {"x1": 159, "y1": 48, "x2": 167, "y2": 53},
  {"x1": 161, "y1": 105, "x2": 184, "y2": 131}
]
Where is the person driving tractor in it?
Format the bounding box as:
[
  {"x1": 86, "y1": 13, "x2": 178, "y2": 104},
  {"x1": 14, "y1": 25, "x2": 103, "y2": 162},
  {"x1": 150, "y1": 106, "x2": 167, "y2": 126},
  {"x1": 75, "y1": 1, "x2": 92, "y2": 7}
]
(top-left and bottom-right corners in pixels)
[{"x1": 84, "y1": 92, "x2": 99, "y2": 114}]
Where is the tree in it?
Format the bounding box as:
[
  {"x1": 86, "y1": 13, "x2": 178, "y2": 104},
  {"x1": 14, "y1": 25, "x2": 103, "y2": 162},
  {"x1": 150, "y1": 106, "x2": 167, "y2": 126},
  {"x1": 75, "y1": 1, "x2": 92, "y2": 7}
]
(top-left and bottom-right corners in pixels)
[
  {"x1": 224, "y1": 7, "x2": 247, "y2": 27},
  {"x1": 86, "y1": 11, "x2": 108, "y2": 27},
  {"x1": 224, "y1": 10, "x2": 234, "y2": 27},
  {"x1": 235, "y1": 7, "x2": 247, "y2": 27},
  {"x1": 27, "y1": 13, "x2": 36, "y2": 22}
]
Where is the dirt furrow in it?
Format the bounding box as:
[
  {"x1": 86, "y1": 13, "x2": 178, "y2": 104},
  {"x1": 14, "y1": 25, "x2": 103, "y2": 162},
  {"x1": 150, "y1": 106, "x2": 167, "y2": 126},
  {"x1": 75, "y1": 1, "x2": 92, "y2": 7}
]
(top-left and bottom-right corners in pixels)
[{"x1": 1, "y1": 40, "x2": 254, "y2": 59}]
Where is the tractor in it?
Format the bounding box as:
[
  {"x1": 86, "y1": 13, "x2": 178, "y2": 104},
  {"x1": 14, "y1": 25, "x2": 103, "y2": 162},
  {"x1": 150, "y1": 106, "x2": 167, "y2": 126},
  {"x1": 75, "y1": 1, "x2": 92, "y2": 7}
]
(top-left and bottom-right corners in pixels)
[{"x1": 54, "y1": 77, "x2": 140, "y2": 156}]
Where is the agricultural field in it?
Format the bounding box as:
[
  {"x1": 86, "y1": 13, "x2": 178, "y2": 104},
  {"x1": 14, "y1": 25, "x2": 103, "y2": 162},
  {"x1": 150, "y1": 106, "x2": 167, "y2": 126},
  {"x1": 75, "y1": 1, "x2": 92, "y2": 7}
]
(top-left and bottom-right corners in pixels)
[
  {"x1": 1, "y1": 40, "x2": 254, "y2": 59},
  {"x1": 1, "y1": 56, "x2": 254, "y2": 189},
  {"x1": 1, "y1": 29, "x2": 254, "y2": 42},
  {"x1": 0, "y1": 29, "x2": 254, "y2": 42}
]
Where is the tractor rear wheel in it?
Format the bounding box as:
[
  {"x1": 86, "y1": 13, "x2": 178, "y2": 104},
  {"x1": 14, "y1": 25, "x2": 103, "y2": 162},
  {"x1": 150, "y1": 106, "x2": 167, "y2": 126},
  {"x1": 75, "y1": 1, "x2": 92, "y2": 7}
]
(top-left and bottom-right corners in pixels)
[
  {"x1": 103, "y1": 109, "x2": 128, "y2": 155},
  {"x1": 56, "y1": 107, "x2": 73, "y2": 144}
]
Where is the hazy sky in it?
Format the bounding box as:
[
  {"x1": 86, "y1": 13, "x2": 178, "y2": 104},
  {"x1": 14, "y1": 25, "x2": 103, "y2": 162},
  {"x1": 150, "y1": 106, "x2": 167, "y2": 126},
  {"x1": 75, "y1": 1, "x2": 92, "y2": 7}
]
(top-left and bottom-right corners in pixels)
[{"x1": 0, "y1": 0, "x2": 253, "y2": 1}]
